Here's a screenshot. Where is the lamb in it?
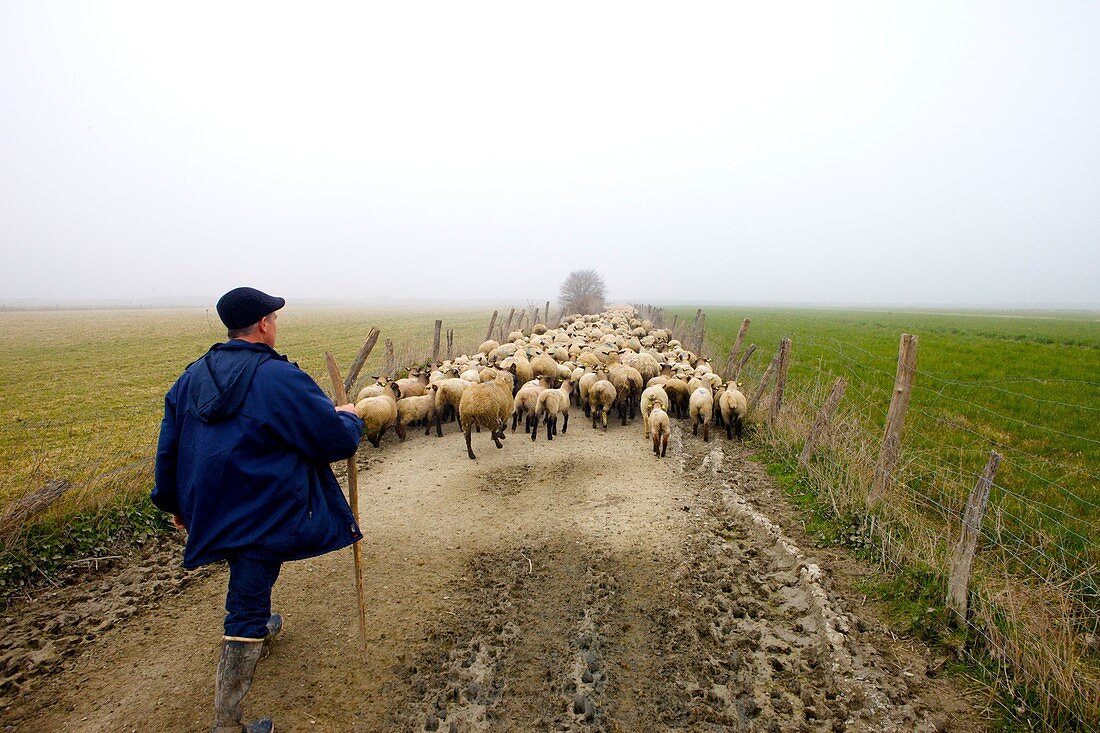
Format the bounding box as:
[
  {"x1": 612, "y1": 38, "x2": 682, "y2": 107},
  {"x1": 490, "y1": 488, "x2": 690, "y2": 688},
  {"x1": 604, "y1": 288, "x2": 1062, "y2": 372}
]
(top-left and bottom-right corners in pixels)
[
  {"x1": 532, "y1": 379, "x2": 572, "y2": 441},
  {"x1": 718, "y1": 382, "x2": 748, "y2": 440},
  {"x1": 639, "y1": 384, "x2": 670, "y2": 439},
  {"x1": 355, "y1": 376, "x2": 390, "y2": 402},
  {"x1": 588, "y1": 376, "x2": 617, "y2": 431},
  {"x1": 354, "y1": 383, "x2": 399, "y2": 448},
  {"x1": 689, "y1": 386, "x2": 714, "y2": 442},
  {"x1": 512, "y1": 376, "x2": 550, "y2": 433},
  {"x1": 395, "y1": 393, "x2": 437, "y2": 441},
  {"x1": 478, "y1": 339, "x2": 500, "y2": 356},
  {"x1": 649, "y1": 405, "x2": 670, "y2": 458},
  {"x1": 458, "y1": 372, "x2": 515, "y2": 459},
  {"x1": 529, "y1": 353, "x2": 560, "y2": 382}
]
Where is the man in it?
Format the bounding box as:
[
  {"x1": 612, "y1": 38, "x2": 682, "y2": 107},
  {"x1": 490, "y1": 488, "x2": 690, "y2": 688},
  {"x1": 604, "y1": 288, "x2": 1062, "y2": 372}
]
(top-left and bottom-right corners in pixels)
[{"x1": 153, "y1": 287, "x2": 364, "y2": 733}]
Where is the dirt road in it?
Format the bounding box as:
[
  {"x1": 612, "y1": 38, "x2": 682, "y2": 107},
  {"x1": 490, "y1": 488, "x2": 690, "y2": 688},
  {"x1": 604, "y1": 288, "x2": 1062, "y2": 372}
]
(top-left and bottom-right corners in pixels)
[{"x1": 1, "y1": 418, "x2": 985, "y2": 731}]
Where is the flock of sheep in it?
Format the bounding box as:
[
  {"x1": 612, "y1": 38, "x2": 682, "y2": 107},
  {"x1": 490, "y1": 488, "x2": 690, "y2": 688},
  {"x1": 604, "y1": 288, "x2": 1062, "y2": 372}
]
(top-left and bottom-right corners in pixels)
[{"x1": 352, "y1": 306, "x2": 748, "y2": 460}]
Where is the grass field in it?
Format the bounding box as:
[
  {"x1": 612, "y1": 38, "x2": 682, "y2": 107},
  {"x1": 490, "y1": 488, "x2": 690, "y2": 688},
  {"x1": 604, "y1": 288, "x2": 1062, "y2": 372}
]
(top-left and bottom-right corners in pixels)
[
  {"x1": 1, "y1": 303, "x2": 1097, "y2": 724},
  {"x1": 666, "y1": 305, "x2": 1100, "y2": 728},
  {"x1": 0, "y1": 305, "x2": 497, "y2": 509}
]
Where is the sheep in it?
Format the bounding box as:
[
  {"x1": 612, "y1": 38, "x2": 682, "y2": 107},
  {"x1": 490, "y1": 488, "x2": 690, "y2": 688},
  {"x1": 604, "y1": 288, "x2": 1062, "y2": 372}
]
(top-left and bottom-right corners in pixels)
[
  {"x1": 588, "y1": 376, "x2": 617, "y2": 431},
  {"x1": 355, "y1": 377, "x2": 390, "y2": 402},
  {"x1": 718, "y1": 382, "x2": 748, "y2": 440},
  {"x1": 512, "y1": 376, "x2": 550, "y2": 433},
  {"x1": 458, "y1": 372, "x2": 515, "y2": 459},
  {"x1": 354, "y1": 384, "x2": 399, "y2": 448},
  {"x1": 395, "y1": 393, "x2": 437, "y2": 441},
  {"x1": 639, "y1": 384, "x2": 670, "y2": 439},
  {"x1": 530, "y1": 353, "x2": 560, "y2": 382},
  {"x1": 689, "y1": 386, "x2": 714, "y2": 442},
  {"x1": 649, "y1": 405, "x2": 670, "y2": 458},
  {"x1": 662, "y1": 377, "x2": 691, "y2": 419},
  {"x1": 478, "y1": 339, "x2": 500, "y2": 356},
  {"x1": 394, "y1": 369, "x2": 429, "y2": 399},
  {"x1": 499, "y1": 355, "x2": 533, "y2": 393},
  {"x1": 532, "y1": 379, "x2": 572, "y2": 441},
  {"x1": 608, "y1": 364, "x2": 643, "y2": 425},
  {"x1": 432, "y1": 378, "x2": 472, "y2": 435}
]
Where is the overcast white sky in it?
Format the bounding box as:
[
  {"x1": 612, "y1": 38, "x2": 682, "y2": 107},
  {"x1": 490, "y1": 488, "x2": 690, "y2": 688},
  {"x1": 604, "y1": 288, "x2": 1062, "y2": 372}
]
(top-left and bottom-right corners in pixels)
[{"x1": 2, "y1": 2, "x2": 1098, "y2": 307}]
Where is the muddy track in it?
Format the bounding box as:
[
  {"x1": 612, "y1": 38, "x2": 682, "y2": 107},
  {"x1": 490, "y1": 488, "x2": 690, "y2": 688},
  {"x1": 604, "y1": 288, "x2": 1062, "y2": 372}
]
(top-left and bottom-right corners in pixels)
[{"x1": 0, "y1": 417, "x2": 985, "y2": 732}]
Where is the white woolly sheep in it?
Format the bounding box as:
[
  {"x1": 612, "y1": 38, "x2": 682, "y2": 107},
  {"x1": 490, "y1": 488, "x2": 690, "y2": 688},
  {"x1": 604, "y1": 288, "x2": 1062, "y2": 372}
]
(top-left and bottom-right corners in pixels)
[
  {"x1": 718, "y1": 382, "x2": 748, "y2": 440},
  {"x1": 395, "y1": 393, "x2": 437, "y2": 441},
  {"x1": 354, "y1": 384, "x2": 399, "y2": 448},
  {"x1": 689, "y1": 386, "x2": 714, "y2": 442},
  {"x1": 639, "y1": 384, "x2": 670, "y2": 439},
  {"x1": 649, "y1": 405, "x2": 670, "y2": 458},
  {"x1": 532, "y1": 379, "x2": 572, "y2": 441},
  {"x1": 588, "y1": 377, "x2": 617, "y2": 432}
]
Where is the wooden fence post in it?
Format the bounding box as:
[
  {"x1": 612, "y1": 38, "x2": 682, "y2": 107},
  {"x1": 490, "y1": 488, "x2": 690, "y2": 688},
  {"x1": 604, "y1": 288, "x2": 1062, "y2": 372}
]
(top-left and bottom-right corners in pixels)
[
  {"x1": 947, "y1": 451, "x2": 1002, "y2": 623},
  {"x1": 432, "y1": 320, "x2": 442, "y2": 363},
  {"x1": 798, "y1": 377, "x2": 847, "y2": 469},
  {"x1": 446, "y1": 329, "x2": 454, "y2": 360},
  {"x1": 769, "y1": 338, "x2": 792, "y2": 425},
  {"x1": 384, "y1": 339, "x2": 395, "y2": 376},
  {"x1": 734, "y1": 344, "x2": 757, "y2": 381},
  {"x1": 869, "y1": 333, "x2": 919, "y2": 507},
  {"x1": 517, "y1": 310, "x2": 528, "y2": 332},
  {"x1": 544, "y1": 301, "x2": 550, "y2": 325},
  {"x1": 696, "y1": 311, "x2": 706, "y2": 354},
  {"x1": 724, "y1": 318, "x2": 751, "y2": 379},
  {"x1": 502, "y1": 308, "x2": 515, "y2": 338},
  {"x1": 671, "y1": 314, "x2": 680, "y2": 339},
  {"x1": 557, "y1": 305, "x2": 565, "y2": 325},
  {"x1": 342, "y1": 328, "x2": 381, "y2": 397},
  {"x1": 485, "y1": 310, "x2": 498, "y2": 342},
  {"x1": 747, "y1": 344, "x2": 782, "y2": 415}
]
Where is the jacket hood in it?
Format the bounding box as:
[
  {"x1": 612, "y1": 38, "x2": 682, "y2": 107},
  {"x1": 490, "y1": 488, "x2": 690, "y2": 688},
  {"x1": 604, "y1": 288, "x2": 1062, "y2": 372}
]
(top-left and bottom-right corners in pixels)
[{"x1": 185, "y1": 340, "x2": 282, "y2": 423}]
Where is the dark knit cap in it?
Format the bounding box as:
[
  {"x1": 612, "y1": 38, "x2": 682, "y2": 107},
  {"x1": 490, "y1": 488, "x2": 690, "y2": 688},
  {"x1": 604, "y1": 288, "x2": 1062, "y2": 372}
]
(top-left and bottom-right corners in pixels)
[{"x1": 216, "y1": 287, "x2": 285, "y2": 330}]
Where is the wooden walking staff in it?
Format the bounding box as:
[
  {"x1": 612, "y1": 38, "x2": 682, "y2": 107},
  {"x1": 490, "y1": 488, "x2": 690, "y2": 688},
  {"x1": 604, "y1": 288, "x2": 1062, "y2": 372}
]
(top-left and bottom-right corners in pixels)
[{"x1": 324, "y1": 347, "x2": 374, "y2": 652}]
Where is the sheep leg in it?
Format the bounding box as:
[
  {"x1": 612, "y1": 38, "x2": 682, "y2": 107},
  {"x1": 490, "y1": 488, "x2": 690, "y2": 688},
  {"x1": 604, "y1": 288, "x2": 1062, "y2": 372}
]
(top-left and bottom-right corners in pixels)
[
  {"x1": 436, "y1": 411, "x2": 445, "y2": 437},
  {"x1": 652, "y1": 432, "x2": 659, "y2": 457},
  {"x1": 425, "y1": 416, "x2": 433, "y2": 436},
  {"x1": 512, "y1": 410, "x2": 520, "y2": 433},
  {"x1": 660, "y1": 432, "x2": 668, "y2": 457},
  {"x1": 735, "y1": 415, "x2": 743, "y2": 440},
  {"x1": 546, "y1": 415, "x2": 554, "y2": 441},
  {"x1": 644, "y1": 414, "x2": 650, "y2": 439},
  {"x1": 493, "y1": 430, "x2": 504, "y2": 449},
  {"x1": 692, "y1": 419, "x2": 698, "y2": 436},
  {"x1": 465, "y1": 426, "x2": 476, "y2": 460},
  {"x1": 703, "y1": 421, "x2": 709, "y2": 443},
  {"x1": 531, "y1": 414, "x2": 539, "y2": 441},
  {"x1": 591, "y1": 407, "x2": 598, "y2": 429},
  {"x1": 561, "y1": 412, "x2": 568, "y2": 434},
  {"x1": 602, "y1": 407, "x2": 609, "y2": 431},
  {"x1": 726, "y1": 417, "x2": 733, "y2": 440},
  {"x1": 620, "y1": 399, "x2": 628, "y2": 426}
]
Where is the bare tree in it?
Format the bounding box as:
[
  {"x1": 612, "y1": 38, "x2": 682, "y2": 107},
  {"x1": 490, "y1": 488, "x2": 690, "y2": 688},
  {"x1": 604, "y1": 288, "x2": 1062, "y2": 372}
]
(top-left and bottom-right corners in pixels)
[{"x1": 558, "y1": 269, "x2": 607, "y2": 315}]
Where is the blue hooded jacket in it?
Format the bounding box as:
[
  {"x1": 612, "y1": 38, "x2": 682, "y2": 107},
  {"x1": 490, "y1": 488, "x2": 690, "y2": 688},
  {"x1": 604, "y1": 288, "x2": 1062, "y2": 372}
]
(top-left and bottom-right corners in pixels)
[{"x1": 152, "y1": 340, "x2": 364, "y2": 569}]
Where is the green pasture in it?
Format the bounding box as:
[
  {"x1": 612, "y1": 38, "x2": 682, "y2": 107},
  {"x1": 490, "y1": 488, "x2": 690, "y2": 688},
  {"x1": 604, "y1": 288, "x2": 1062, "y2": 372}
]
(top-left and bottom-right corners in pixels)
[{"x1": 669, "y1": 306, "x2": 1100, "y2": 584}]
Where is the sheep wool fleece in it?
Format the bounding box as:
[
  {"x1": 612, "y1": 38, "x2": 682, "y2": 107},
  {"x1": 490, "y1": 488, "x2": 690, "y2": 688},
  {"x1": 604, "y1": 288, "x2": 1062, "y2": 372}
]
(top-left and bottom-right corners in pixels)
[{"x1": 153, "y1": 340, "x2": 364, "y2": 569}]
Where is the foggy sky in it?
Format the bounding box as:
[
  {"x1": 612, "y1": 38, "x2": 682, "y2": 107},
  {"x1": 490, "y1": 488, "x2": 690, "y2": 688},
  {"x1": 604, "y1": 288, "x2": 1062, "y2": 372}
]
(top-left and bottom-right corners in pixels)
[{"x1": 2, "y1": 2, "x2": 1098, "y2": 308}]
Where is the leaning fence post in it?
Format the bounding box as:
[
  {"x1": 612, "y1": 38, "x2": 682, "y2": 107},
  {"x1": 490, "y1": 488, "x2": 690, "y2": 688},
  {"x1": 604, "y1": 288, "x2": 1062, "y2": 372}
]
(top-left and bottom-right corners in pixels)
[
  {"x1": 342, "y1": 328, "x2": 381, "y2": 396},
  {"x1": 383, "y1": 339, "x2": 395, "y2": 376},
  {"x1": 502, "y1": 308, "x2": 515, "y2": 338},
  {"x1": 769, "y1": 338, "x2": 792, "y2": 425},
  {"x1": 485, "y1": 310, "x2": 498, "y2": 342},
  {"x1": 734, "y1": 343, "x2": 757, "y2": 381},
  {"x1": 747, "y1": 343, "x2": 782, "y2": 415},
  {"x1": 869, "y1": 333, "x2": 919, "y2": 507},
  {"x1": 432, "y1": 320, "x2": 442, "y2": 363},
  {"x1": 798, "y1": 377, "x2": 847, "y2": 469},
  {"x1": 446, "y1": 329, "x2": 454, "y2": 360},
  {"x1": 724, "y1": 318, "x2": 751, "y2": 379},
  {"x1": 947, "y1": 451, "x2": 1002, "y2": 623}
]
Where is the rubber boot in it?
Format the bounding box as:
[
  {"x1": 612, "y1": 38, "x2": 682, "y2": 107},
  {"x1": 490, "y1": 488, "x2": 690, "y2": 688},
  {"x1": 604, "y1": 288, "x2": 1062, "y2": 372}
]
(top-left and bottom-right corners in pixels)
[
  {"x1": 261, "y1": 612, "x2": 282, "y2": 658},
  {"x1": 211, "y1": 640, "x2": 274, "y2": 733}
]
